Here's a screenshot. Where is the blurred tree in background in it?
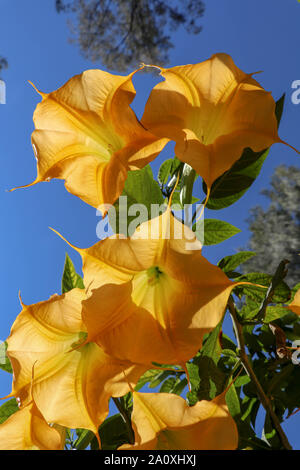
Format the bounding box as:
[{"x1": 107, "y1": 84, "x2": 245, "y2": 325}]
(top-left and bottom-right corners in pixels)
[
  {"x1": 55, "y1": 0, "x2": 205, "y2": 71},
  {"x1": 243, "y1": 165, "x2": 300, "y2": 287},
  {"x1": 0, "y1": 57, "x2": 8, "y2": 75}
]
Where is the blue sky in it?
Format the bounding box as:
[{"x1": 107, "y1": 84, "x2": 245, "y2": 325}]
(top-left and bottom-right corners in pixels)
[{"x1": 0, "y1": 0, "x2": 300, "y2": 449}]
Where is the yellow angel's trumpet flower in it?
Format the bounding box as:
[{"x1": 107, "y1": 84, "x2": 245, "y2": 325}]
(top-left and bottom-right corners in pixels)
[
  {"x1": 6, "y1": 288, "x2": 146, "y2": 437},
  {"x1": 53, "y1": 209, "x2": 244, "y2": 367},
  {"x1": 141, "y1": 53, "x2": 298, "y2": 200},
  {"x1": 11, "y1": 68, "x2": 168, "y2": 211},
  {"x1": 0, "y1": 401, "x2": 64, "y2": 450},
  {"x1": 118, "y1": 390, "x2": 238, "y2": 450}
]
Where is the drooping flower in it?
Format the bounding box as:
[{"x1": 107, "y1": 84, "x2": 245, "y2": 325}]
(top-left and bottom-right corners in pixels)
[
  {"x1": 57, "y1": 209, "x2": 240, "y2": 367},
  {"x1": 6, "y1": 288, "x2": 146, "y2": 435},
  {"x1": 141, "y1": 53, "x2": 295, "y2": 196},
  {"x1": 12, "y1": 68, "x2": 168, "y2": 210},
  {"x1": 0, "y1": 402, "x2": 64, "y2": 450},
  {"x1": 118, "y1": 390, "x2": 238, "y2": 450}
]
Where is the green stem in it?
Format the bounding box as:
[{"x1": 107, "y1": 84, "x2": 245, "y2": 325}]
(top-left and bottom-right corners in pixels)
[{"x1": 228, "y1": 297, "x2": 292, "y2": 450}]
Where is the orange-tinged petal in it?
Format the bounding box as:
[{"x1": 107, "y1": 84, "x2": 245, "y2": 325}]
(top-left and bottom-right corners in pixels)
[
  {"x1": 7, "y1": 288, "x2": 146, "y2": 433},
  {"x1": 119, "y1": 391, "x2": 238, "y2": 450},
  {"x1": 0, "y1": 402, "x2": 64, "y2": 450},
  {"x1": 286, "y1": 289, "x2": 300, "y2": 315},
  {"x1": 13, "y1": 69, "x2": 168, "y2": 209},
  {"x1": 65, "y1": 210, "x2": 239, "y2": 365},
  {"x1": 141, "y1": 53, "x2": 282, "y2": 189}
]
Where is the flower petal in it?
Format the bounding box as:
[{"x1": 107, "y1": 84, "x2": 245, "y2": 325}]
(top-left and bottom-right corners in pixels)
[
  {"x1": 142, "y1": 53, "x2": 280, "y2": 188},
  {"x1": 0, "y1": 402, "x2": 64, "y2": 450},
  {"x1": 286, "y1": 289, "x2": 300, "y2": 315},
  {"x1": 14, "y1": 69, "x2": 168, "y2": 209},
  {"x1": 119, "y1": 391, "x2": 238, "y2": 450},
  {"x1": 7, "y1": 289, "x2": 145, "y2": 433},
  {"x1": 77, "y1": 211, "x2": 237, "y2": 365}
]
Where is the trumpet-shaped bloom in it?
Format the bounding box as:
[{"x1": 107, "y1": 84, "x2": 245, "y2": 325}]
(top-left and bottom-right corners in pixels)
[
  {"x1": 141, "y1": 53, "x2": 286, "y2": 192},
  {"x1": 118, "y1": 391, "x2": 238, "y2": 450},
  {"x1": 62, "y1": 209, "x2": 239, "y2": 366},
  {"x1": 6, "y1": 288, "x2": 145, "y2": 434},
  {"x1": 14, "y1": 69, "x2": 167, "y2": 210},
  {"x1": 0, "y1": 402, "x2": 64, "y2": 450}
]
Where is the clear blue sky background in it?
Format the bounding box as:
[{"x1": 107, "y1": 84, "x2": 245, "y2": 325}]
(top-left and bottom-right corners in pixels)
[{"x1": 0, "y1": 0, "x2": 300, "y2": 449}]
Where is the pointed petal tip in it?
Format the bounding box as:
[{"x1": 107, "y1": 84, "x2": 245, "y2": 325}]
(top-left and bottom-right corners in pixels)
[
  {"x1": 28, "y1": 81, "x2": 47, "y2": 98},
  {"x1": 48, "y1": 227, "x2": 80, "y2": 253},
  {"x1": 0, "y1": 392, "x2": 15, "y2": 401},
  {"x1": 251, "y1": 70, "x2": 264, "y2": 76},
  {"x1": 8, "y1": 180, "x2": 38, "y2": 193},
  {"x1": 18, "y1": 291, "x2": 26, "y2": 308},
  {"x1": 279, "y1": 138, "x2": 300, "y2": 155}
]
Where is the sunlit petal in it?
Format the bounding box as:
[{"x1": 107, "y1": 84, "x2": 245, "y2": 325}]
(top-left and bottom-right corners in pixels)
[
  {"x1": 119, "y1": 391, "x2": 238, "y2": 450},
  {"x1": 7, "y1": 289, "x2": 145, "y2": 433},
  {"x1": 13, "y1": 69, "x2": 168, "y2": 209},
  {"x1": 0, "y1": 402, "x2": 64, "y2": 450},
  {"x1": 141, "y1": 53, "x2": 282, "y2": 190},
  {"x1": 70, "y1": 210, "x2": 239, "y2": 365}
]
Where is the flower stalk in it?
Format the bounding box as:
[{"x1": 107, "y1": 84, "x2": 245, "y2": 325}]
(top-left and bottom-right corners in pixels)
[{"x1": 228, "y1": 297, "x2": 292, "y2": 450}]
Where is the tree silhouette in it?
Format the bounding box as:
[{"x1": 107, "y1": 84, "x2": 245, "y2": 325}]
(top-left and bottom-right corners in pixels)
[
  {"x1": 243, "y1": 165, "x2": 300, "y2": 287},
  {"x1": 55, "y1": 0, "x2": 205, "y2": 71}
]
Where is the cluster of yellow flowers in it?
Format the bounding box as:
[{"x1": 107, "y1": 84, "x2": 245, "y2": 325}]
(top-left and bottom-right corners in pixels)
[{"x1": 0, "y1": 53, "x2": 295, "y2": 450}]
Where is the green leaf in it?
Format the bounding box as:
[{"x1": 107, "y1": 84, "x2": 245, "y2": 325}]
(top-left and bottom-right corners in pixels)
[
  {"x1": 264, "y1": 306, "x2": 291, "y2": 323},
  {"x1": 241, "y1": 396, "x2": 259, "y2": 422},
  {"x1": 275, "y1": 93, "x2": 285, "y2": 123},
  {"x1": 110, "y1": 166, "x2": 165, "y2": 237},
  {"x1": 158, "y1": 157, "x2": 182, "y2": 186},
  {"x1": 61, "y1": 253, "x2": 84, "y2": 294},
  {"x1": 234, "y1": 374, "x2": 251, "y2": 388},
  {"x1": 196, "y1": 219, "x2": 241, "y2": 245},
  {"x1": 187, "y1": 320, "x2": 227, "y2": 401},
  {"x1": 222, "y1": 349, "x2": 237, "y2": 358},
  {"x1": 239, "y1": 298, "x2": 260, "y2": 321},
  {"x1": 221, "y1": 334, "x2": 238, "y2": 353},
  {"x1": 0, "y1": 398, "x2": 19, "y2": 424},
  {"x1": 159, "y1": 377, "x2": 177, "y2": 393},
  {"x1": 158, "y1": 159, "x2": 173, "y2": 185},
  {"x1": 170, "y1": 189, "x2": 199, "y2": 209},
  {"x1": 203, "y1": 95, "x2": 285, "y2": 210},
  {"x1": 74, "y1": 429, "x2": 95, "y2": 450},
  {"x1": 234, "y1": 273, "x2": 291, "y2": 304},
  {"x1": 201, "y1": 321, "x2": 223, "y2": 363},
  {"x1": 218, "y1": 251, "x2": 256, "y2": 273},
  {"x1": 148, "y1": 370, "x2": 171, "y2": 389},
  {"x1": 135, "y1": 369, "x2": 160, "y2": 390},
  {"x1": 226, "y1": 385, "x2": 241, "y2": 421},
  {"x1": 0, "y1": 341, "x2": 13, "y2": 374},
  {"x1": 136, "y1": 368, "x2": 171, "y2": 390},
  {"x1": 98, "y1": 414, "x2": 131, "y2": 450},
  {"x1": 173, "y1": 377, "x2": 188, "y2": 395},
  {"x1": 262, "y1": 414, "x2": 282, "y2": 449},
  {"x1": 119, "y1": 392, "x2": 133, "y2": 413}
]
